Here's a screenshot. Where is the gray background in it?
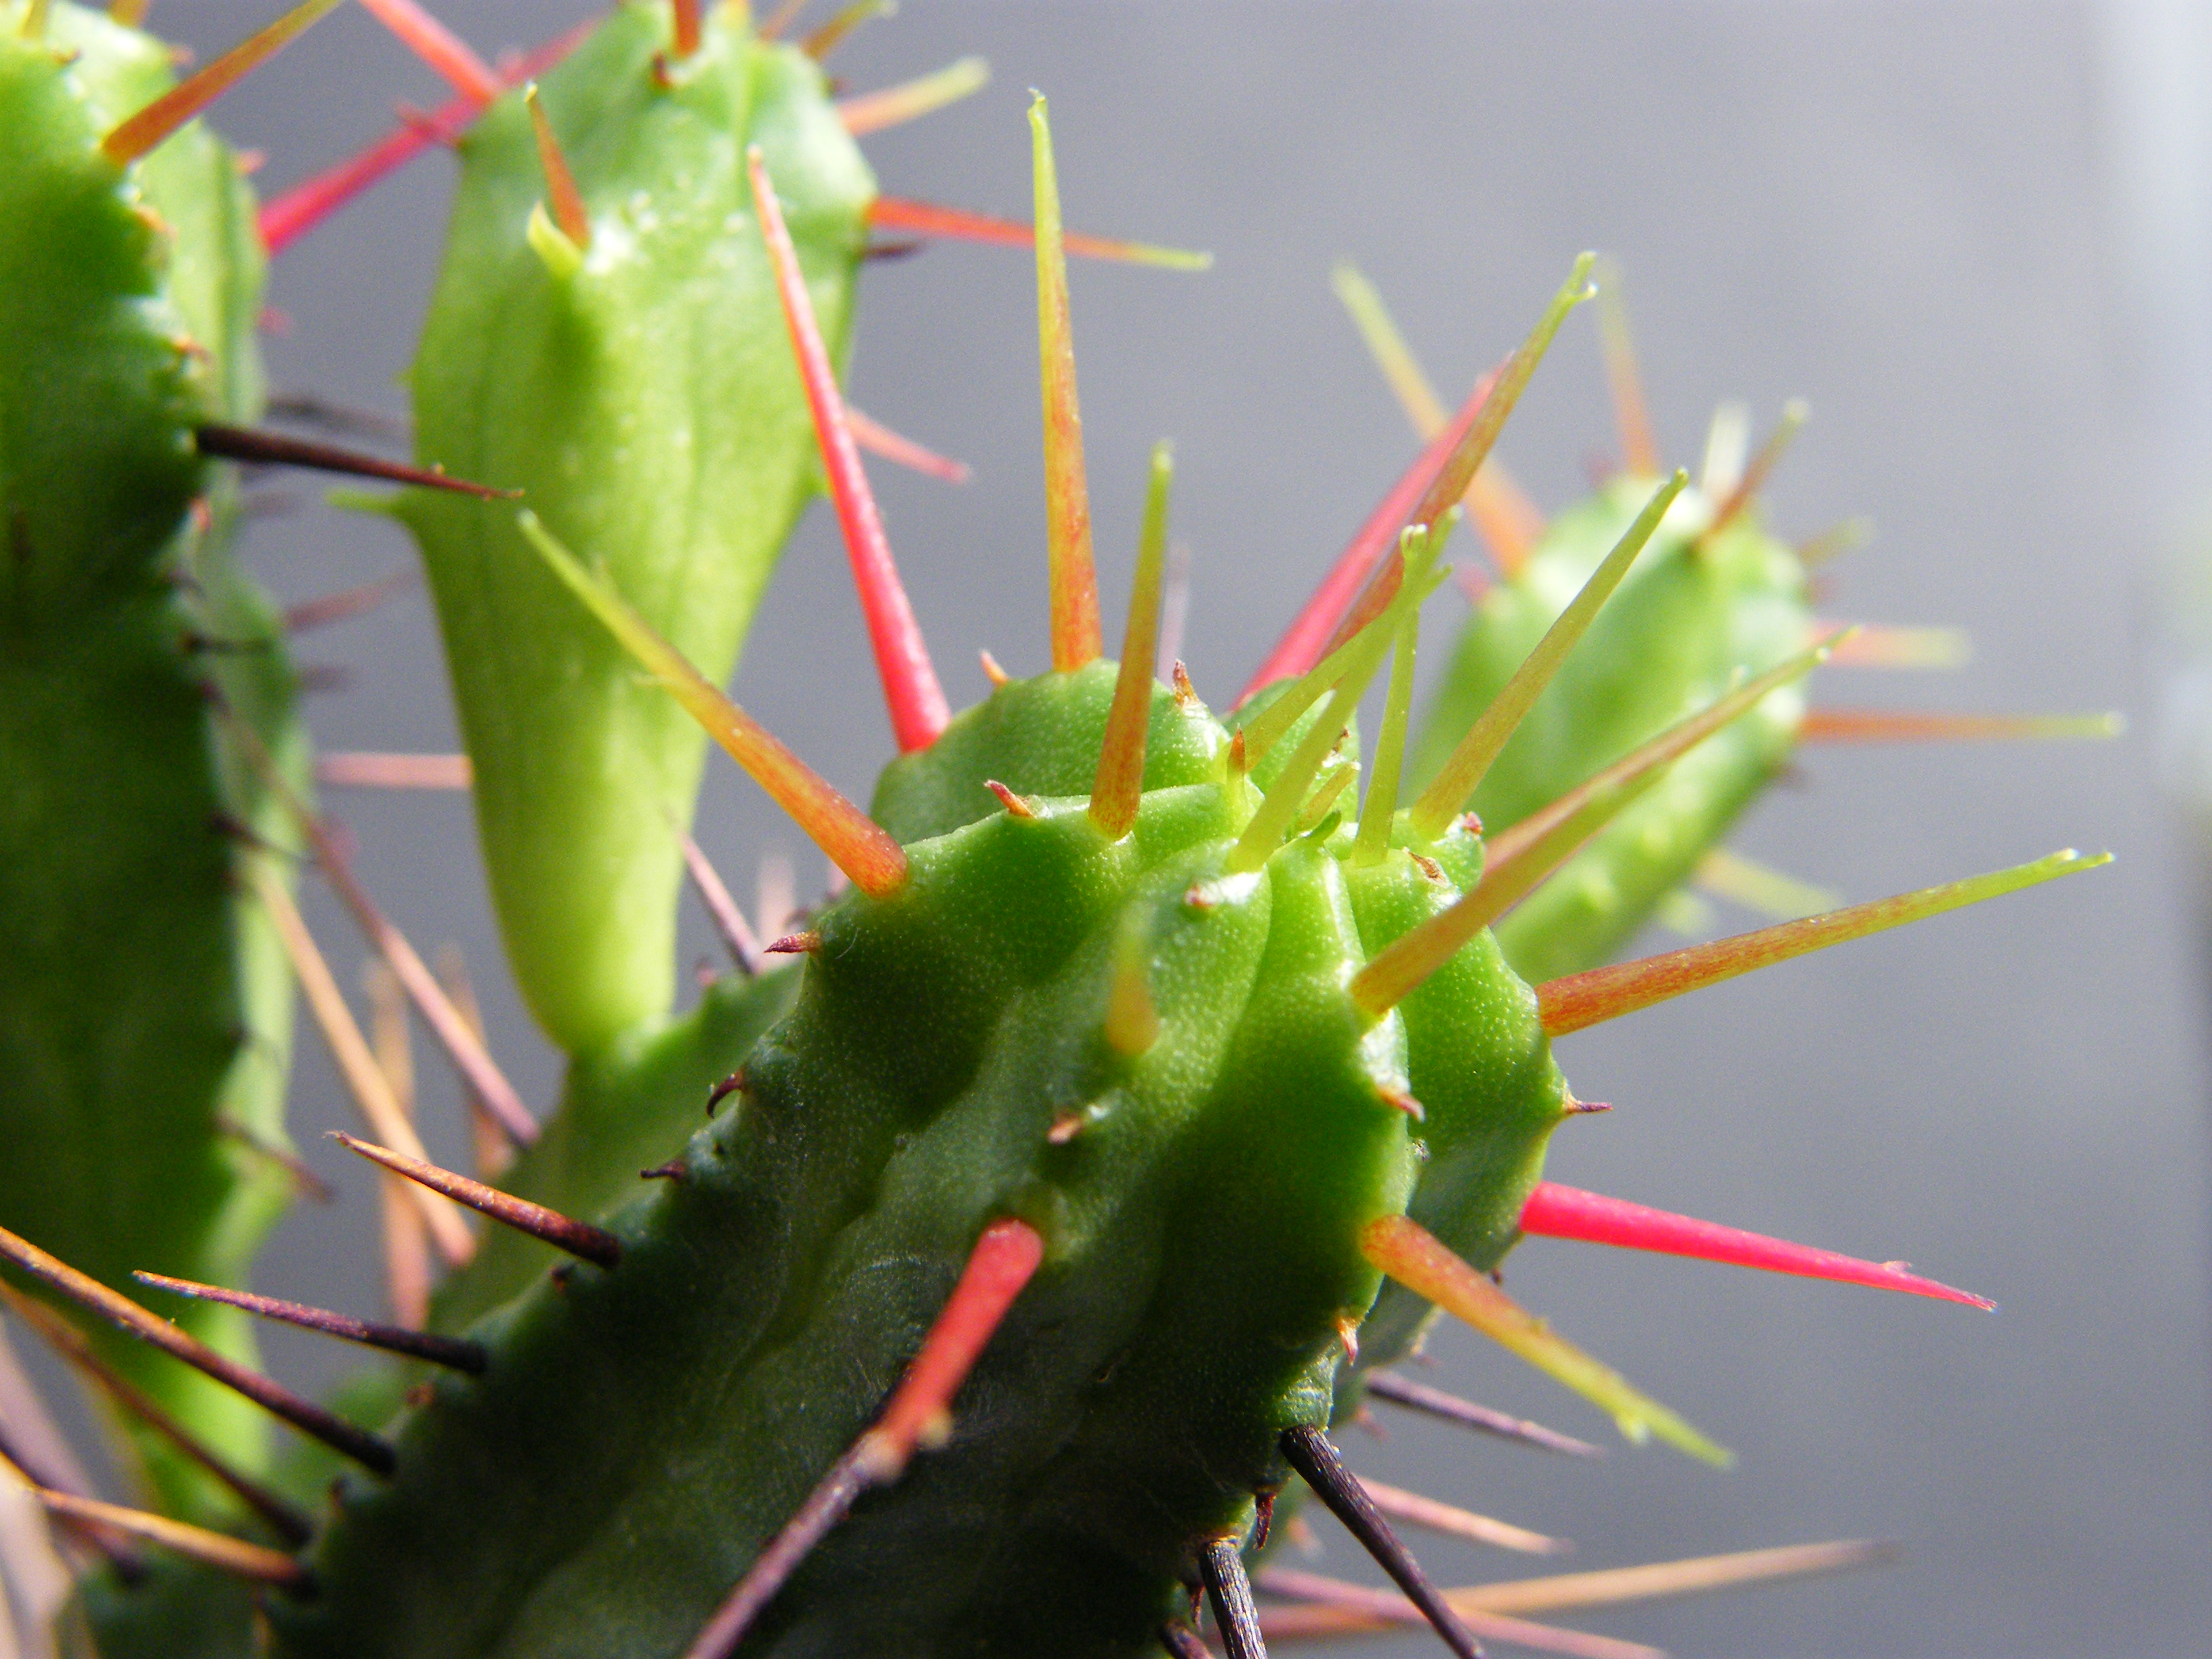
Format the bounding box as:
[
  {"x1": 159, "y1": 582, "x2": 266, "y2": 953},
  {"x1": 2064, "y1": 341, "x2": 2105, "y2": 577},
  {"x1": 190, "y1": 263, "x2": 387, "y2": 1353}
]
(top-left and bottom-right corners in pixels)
[{"x1": 140, "y1": 2, "x2": 2212, "y2": 1655}]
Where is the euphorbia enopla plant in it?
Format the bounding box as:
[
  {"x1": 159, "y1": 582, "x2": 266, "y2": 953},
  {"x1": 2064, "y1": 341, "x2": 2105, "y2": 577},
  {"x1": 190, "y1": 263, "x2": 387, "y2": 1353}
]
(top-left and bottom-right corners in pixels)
[{"x1": 0, "y1": 5, "x2": 2111, "y2": 1658}]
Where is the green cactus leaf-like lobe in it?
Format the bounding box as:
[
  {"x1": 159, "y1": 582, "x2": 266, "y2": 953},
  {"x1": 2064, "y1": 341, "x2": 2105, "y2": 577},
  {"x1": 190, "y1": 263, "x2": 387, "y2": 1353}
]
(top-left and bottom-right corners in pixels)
[
  {"x1": 0, "y1": 0, "x2": 304, "y2": 1519},
  {"x1": 403, "y1": 1, "x2": 876, "y2": 1055}
]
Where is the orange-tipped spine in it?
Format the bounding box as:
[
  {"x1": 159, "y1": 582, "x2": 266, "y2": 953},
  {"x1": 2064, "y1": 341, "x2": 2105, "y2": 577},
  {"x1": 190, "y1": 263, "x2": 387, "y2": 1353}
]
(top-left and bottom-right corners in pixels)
[
  {"x1": 102, "y1": 0, "x2": 346, "y2": 167},
  {"x1": 865, "y1": 197, "x2": 1212, "y2": 270},
  {"x1": 518, "y1": 512, "x2": 909, "y2": 898},
  {"x1": 358, "y1": 0, "x2": 501, "y2": 104},
  {"x1": 1030, "y1": 96, "x2": 1103, "y2": 672},
  {"x1": 1537, "y1": 848, "x2": 2110, "y2": 1037}
]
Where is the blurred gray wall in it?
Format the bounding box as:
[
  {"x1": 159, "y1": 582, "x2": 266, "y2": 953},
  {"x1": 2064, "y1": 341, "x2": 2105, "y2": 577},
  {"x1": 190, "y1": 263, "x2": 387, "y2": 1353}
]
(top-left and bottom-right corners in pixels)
[{"x1": 136, "y1": 3, "x2": 2212, "y2": 1654}]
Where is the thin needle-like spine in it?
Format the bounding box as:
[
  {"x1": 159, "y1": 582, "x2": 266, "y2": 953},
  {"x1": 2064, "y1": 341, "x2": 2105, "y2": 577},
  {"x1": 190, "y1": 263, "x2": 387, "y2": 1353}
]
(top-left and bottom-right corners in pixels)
[
  {"x1": 1361, "y1": 1215, "x2": 1729, "y2": 1465},
  {"x1": 1227, "y1": 528, "x2": 1440, "y2": 873},
  {"x1": 1702, "y1": 400, "x2": 1807, "y2": 538},
  {"x1": 1410, "y1": 470, "x2": 1687, "y2": 837},
  {"x1": 1362, "y1": 1370, "x2": 1602, "y2": 1458},
  {"x1": 357, "y1": 0, "x2": 502, "y2": 104},
  {"x1": 518, "y1": 512, "x2": 909, "y2": 897},
  {"x1": 193, "y1": 426, "x2": 514, "y2": 499},
  {"x1": 0, "y1": 1283, "x2": 314, "y2": 1545},
  {"x1": 683, "y1": 1219, "x2": 1044, "y2": 1659},
  {"x1": 1332, "y1": 262, "x2": 1546, "y2": 571},
  {"x1": 865, "y1": 197, "x2": 1212, "y2": 270},
  {"x1": 133, "y1": 1275, "x2": 490, "y2": 1373},
  {"x1": 1031, "y1": 95, "x2": 1103, "y2": 671},
  {"x1": 249, "y1": 863, "x2": 479, "y2": 1265},
  {"x1": 1092, "y1": 442, "x2": 1174, "y2": 837},
  {"x1": 315, "y1": 751, "x2": 472, "y2": 790},
  {"x1": 1200, "y1": 1537, "x2": 1268, "y2": 1659},
  {"x1": 1536, "y1": 848, "x2": 2108, "y2": 1036},
  {"x1": 680, "y1": 832, "x2": 764, "y2": 975},
  {"x1": 1349, "y1": 636, "x2": 1841, "y2": 1019},
  {"x1": 1516, "y1": 1183, "x2": 1994, "y2": 1308},
  {"x1": 836, "y1": 56, "x2": 989, "y2": 135},
  {"x1": 1279, "y1": 1425, "x2": 1486, "y2": 1659},
  {"x1": 0, "y1": 1225, "x2": 397, "y2": 1474},
  {"x1": 1356, "y1": 1477, "x2": 1570, "y2": 1556},
  {"x1": 365, "y1": 960, "x2": 434, "y2": 1324},
  {"x1": 749, "y1": 148, "x2": 949, "y2": 751},
  {"x1": 331, "y1": 1134, "x2": 621, "y2": 1269},
  {"x1": 1351, "y1": 604, "x2": 1420, "y2": 866},
  {"x1": 1799, "y1": 710, "x2": 2121, "y2": 745},
  {"x1": 525, "y1": 83, "x2": 591, "y2": 250},
  {"x1": 1593, "y1": 262, "x2": 1662, "y2": 477},
  {"x1": 20, "y1": 1481, "x2": 307, "y2": 1588},
  {"x1": 1254, "y1": 1570, "x2": 1662, "y2": 1659},
  {"x1": 102, "y1": 0, "x2": 345, "y2": 166}
]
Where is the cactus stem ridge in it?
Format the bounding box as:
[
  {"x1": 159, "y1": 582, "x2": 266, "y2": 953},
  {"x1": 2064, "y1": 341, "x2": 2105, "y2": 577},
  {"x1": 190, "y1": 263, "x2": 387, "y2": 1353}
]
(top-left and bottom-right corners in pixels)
[
  {"x1": 0, "y1": 1223, "x2": 397, "y2": 1475},
  {"x1": 131, "y1": 1271, "x2": 494, "y2": 1372},
  {"x1": 1535, "y1": 847, "x2": 2112, "y2": 1038},
  {"x1": 844, "y1": 405, "x2": 972, "y2": 485},
  {"x1": 1799, "y1": 709, "x2": 2123, "y2": 745},
  {"x1": 0, "y1": 1283, "x2": 317, "y2": 1545},
  {"x1": 1411, "y1": 469, "x2": 1689, "y2": 837},
  {"x1": 101, "y1": 0, "x2": 346, "y2": 166},
  {"x1": 687, "y1": 1218, "x2": 1044, "y2": 1659},
  {"x1": 258, "y1": 22, "x2": 588, "y2": 255},
  {"x1": 864, "y1": 198, "x2": 1214, "y2": 272},
  {"x1": 330, "y1": 1134, "x2": 620, "y2": 1269},
  {"x1": 21, "y1": 1478, "x2": 309, "y2": 1589},
  {"x1": 750, "y1": 146, "x2": 950, "y2": 752},
  {"x1": 1360, "y1": 1215, "x2": 1729, "y2": 1466},
  {"x1": 1030, "y1": 95, "x2": 1103, "y2": 674},
  {"x1": 1593, "y1": 261, "x2": 1662, "y2": 480},
  {"x1": 283, "y1": 568, "x2": 418, "y2": 634},
  {"x1": 1515, "y1": 1184, "x2": 1995, "y2": 1309},
  {"x1": 357, "y1": 0, "x2": 501, "y2": 104},
  {"x1": 1281, "y1": 1426, "x2": 1486, "y2": 1659},
  {"x1": 1702, "y1": 400, "x2": 1807, "y2": 541},
  {"x1": 1200, "y1": 1538, "x2": 1268, "y2": 1659},
  {"x1": 679, "y1": 832, "x2": 764, "y2": 975},
  {"x1": 1363, "y1": 1371, "x2": 1602, "y2": 1458},
  {"x1": 837, "y1": 55, "x2": 991, "y2": 136},
  {"x1": 1331, "y1": 262, "x2": 1544, "y2": 573},
  {"x1": 1092, "y1": 441, "x2": 1174, "y2": 837},
  {"x1": 523, "y1": 83, "x2": 591, "y2": 249},
  {"x1": 194, "y1": 424, "x2": 515, "y2": 499}
]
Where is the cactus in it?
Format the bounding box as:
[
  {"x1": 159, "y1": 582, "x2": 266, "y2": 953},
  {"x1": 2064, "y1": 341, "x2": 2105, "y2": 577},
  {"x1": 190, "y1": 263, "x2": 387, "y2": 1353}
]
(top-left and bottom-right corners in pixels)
[
  {"x1": 0, "y1": 0, "x2": 317, "y2": 1520},
  {"x1": 0, "y1": 6, "x2": 2115, "y2": 1659}
]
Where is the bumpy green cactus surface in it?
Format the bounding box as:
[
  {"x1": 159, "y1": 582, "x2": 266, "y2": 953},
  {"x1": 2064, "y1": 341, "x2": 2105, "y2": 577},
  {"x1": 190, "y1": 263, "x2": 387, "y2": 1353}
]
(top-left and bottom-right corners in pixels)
[
  {"x1": 0, "y1": 0, "x2": 304, "y2": 1517},
  {"x1": 400, "y1": 0, "x2": 875, "y2": 1056}
]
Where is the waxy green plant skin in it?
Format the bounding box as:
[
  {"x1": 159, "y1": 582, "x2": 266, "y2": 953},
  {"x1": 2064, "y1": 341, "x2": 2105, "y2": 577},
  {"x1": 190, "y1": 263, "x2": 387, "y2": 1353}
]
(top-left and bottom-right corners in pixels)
[
  {"x1": 400, "y1": 0, "x2": 874, "y2": 1057},
  {"x1": 0, "y1": 0, "x2": 304, "y2": 1519},
  {"x1": 1410, "y1": 476, "x2": 1811, "y2": 983},
  {"x1": 272, "y1": 659, "x2": 1569, "y2": 1659}
]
